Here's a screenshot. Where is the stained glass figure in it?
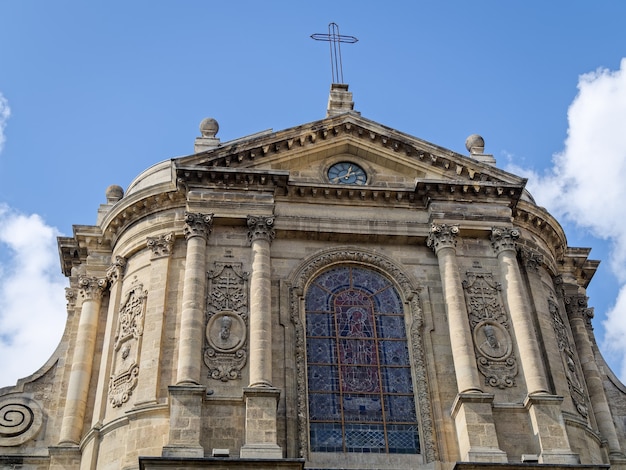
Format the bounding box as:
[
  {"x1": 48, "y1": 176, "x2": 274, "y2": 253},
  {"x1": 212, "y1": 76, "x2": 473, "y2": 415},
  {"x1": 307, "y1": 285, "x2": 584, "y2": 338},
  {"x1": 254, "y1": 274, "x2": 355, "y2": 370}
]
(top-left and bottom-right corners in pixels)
[{"x1": 306, "y1": 266, "x2": 420, "y2": 454}]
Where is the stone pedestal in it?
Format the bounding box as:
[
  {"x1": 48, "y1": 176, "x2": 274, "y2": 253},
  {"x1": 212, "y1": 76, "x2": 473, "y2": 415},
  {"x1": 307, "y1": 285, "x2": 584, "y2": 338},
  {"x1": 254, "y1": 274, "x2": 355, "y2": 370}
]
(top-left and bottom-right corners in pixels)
[
  {"x1": 524, "y1": 395, "x2": 579, "y2": 464},
  {"x1": 240, "y1": 388, "x2": 282, "y2": 459},
  {"x1": 451, "y1": 393, "x2": 507, "y2": 463},
  {"x1": 49, "y1": 445, "x2": 82, "y2": 469},
  {"x1": 163, "y1": 385, "x2": 206, "y2": 458}
]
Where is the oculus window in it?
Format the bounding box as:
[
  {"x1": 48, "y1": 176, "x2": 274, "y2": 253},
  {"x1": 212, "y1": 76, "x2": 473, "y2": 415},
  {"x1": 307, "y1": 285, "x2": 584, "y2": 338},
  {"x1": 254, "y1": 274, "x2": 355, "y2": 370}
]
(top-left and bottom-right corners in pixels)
[{"x1": 305, "y1": 265, "x2": 420, "y2": 454}]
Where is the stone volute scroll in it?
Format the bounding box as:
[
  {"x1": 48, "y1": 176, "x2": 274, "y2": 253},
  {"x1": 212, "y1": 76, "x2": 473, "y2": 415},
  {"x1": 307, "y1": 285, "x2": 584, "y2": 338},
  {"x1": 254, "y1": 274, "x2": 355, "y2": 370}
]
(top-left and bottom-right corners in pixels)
[
  {"x1": 0, "y1": 396, "x2": 44, "y2": 446},
  {"x1": 463, "y1": 272, "x2": 518, "y2": 388},
  {"x1": 204, "y1": 263, "x2": 249, "y2": 381}
]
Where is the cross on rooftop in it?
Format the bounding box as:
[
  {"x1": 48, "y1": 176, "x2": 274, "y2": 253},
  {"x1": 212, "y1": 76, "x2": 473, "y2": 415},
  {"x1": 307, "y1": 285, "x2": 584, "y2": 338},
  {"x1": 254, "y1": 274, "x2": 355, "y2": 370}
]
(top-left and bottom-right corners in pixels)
[{"x1": 311, "y1": 22, "x2": 358, "y2": 84}]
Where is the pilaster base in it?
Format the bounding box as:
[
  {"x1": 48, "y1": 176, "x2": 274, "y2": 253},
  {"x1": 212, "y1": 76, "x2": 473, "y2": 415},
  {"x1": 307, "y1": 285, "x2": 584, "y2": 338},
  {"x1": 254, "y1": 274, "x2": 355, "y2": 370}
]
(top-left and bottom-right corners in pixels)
[
  {"x1": 524, "y1": 394, "x2": 579, "y2": 464},
  {"x1": 49, "y1": 445, "x2": 81, "y2": 469},
  {"x1": 163, "y1": 384, "x2": 206, "y2": 458},
  {"x1": 240, "y1": 443, "x2": 284, "y2": 459},
  {"x1": 241, "y1": 387, "x2": 283, "y2": 459},
  {"x1": 451, "y1": 393, "x2": 507, "y2": 463}
]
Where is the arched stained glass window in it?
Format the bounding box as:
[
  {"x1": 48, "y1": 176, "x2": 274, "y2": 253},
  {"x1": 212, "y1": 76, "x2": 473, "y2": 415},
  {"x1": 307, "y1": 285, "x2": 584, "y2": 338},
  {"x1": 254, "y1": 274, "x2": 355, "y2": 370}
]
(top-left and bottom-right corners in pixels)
[{"x1": 305, "y1": 265, "x2": 420, "y2": 454}]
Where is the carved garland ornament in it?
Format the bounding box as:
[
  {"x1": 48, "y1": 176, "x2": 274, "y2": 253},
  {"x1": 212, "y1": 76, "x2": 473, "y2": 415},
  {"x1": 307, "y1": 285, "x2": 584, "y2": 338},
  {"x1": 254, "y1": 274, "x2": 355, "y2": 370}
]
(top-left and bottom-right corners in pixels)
[
  {"x1": 108, "y1": 284, "x2": 148, "y2": 407},
  {"x1": 463, "y1": 272, "x2": 518, "y2": 389},
  {"x1": 289, "y1": 247, "x2": 438, "y2": 462},
  {"x1": 204, "y1": 263, "x2": 249, "y2": 381},
  {"x1": 549, "y1": 298, "x2": 589, "y2": 418}
]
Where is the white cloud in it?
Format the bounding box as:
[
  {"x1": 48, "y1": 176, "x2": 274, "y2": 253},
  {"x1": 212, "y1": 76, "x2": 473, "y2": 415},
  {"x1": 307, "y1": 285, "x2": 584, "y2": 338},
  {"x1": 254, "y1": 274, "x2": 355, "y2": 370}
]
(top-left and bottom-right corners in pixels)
[
  {"x1": 0, "y1": 205, "x2": 67, "y2": 389},
  {"x1": 0, "y1": 93, "x2": 10, "y2": 153},
  {"x1": 506, "y1": 58, "x2": 626, "y2": 380}
]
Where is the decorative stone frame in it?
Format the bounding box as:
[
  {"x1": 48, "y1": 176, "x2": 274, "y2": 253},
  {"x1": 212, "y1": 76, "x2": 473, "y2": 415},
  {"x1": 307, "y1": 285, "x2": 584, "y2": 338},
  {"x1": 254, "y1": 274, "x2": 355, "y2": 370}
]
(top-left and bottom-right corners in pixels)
[{"x1": 288, "y1": 247, "x2": 437, "y2": 462}]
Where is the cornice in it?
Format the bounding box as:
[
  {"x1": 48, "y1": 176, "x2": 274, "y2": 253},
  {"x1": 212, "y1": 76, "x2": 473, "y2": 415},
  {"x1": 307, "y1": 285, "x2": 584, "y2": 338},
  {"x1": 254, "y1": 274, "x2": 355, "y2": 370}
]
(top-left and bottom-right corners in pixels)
[
  {"x1": 177, "y1": 114, "x2": 523, "y2": 186},
  {"x1": 513, "y1": 200, "x2": 567, "y2": 264}
]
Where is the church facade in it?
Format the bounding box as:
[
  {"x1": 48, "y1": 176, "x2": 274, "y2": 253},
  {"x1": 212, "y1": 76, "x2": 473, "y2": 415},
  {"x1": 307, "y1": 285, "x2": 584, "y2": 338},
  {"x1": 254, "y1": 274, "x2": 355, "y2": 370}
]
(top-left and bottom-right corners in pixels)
[{"x1": 2, "y1": 85, "x2": 626, "y2": 469}]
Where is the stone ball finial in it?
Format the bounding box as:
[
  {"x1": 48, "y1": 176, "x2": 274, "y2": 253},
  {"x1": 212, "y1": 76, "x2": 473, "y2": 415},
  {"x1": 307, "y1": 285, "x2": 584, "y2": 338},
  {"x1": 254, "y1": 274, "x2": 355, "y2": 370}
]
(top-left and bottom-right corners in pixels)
[
  {"x1": 105, "y1": 185, "x2": 124, "y2": 203},
  {"x1": 199, "y1": 118, "x2": 219, "y2": 138},
  {"x1": 465, "y1": 134, "x2": 485, "y2": 155}
]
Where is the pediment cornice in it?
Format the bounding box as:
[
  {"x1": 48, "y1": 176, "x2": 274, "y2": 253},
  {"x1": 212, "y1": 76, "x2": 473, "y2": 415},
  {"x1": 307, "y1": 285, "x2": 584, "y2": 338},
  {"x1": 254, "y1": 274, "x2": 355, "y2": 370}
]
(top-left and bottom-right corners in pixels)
[{"x1": 175, "y1": 114, "x2": 524, "y2": 186}]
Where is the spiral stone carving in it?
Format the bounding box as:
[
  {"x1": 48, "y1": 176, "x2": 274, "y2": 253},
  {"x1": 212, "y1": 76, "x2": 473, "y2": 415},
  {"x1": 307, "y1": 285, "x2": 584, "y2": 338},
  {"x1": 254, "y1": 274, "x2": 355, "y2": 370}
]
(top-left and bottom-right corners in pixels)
[{"x1": 0, "y1": 396, "x2": 44, "y2": 446}]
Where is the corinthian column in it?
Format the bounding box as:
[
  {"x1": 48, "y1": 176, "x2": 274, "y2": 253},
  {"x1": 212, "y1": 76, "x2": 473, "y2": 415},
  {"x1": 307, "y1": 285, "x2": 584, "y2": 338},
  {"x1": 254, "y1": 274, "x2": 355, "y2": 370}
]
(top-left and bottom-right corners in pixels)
[
  {"x1": 59, "y1": 275, "x2": 107, "y2": 445},
  {"x1": 427, "y1": 224, "x2": 482, "y2": 393},
  {"x1": 427, "y1": 224, "x2": 506, "y2": 463},
  {"x1": 176, "y1": 212, "x2": 212, "y2": 385},
  {"x1": 491, "y1": 227, "x2": 550, "y2": 395},
  {"x1": 564, "y1": 291, "x2": 623, "y2": 457},
  {"x1": 246, "y1": 215, "x2": 275, "y2": 388},
  {"x1": 240, "y1": 215, "x2": 282, "y2": 459}
]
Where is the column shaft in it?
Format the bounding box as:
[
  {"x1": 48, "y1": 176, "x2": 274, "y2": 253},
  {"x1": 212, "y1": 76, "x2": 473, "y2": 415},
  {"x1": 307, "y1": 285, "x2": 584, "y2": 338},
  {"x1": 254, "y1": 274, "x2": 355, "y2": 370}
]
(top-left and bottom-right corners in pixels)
[
  {"x1": 59, "y1": 276, "x2": 106, "y2": 445},
  {"x1": 247, "y1": 215, "x2": 275, "y2": 388},
  {"x1": 492, "y1": 228, "x2": 549, "y2": 395},
  {"x1": 565, "y1": 293, "x2": 622, "y2": 456},
  {"x1": 176, "y1": 213, "x2": 212, "y2": 385},
  {"x1": 428, "y1": 225, "x2": 482, "y2": 393}
]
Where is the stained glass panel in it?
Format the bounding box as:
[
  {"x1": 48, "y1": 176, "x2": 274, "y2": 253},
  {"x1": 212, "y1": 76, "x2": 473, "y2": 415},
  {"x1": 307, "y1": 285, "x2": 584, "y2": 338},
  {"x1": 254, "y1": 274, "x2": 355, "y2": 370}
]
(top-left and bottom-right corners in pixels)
[{"x1": 305, "y1": 265, "x2": 420, "y2": 454}]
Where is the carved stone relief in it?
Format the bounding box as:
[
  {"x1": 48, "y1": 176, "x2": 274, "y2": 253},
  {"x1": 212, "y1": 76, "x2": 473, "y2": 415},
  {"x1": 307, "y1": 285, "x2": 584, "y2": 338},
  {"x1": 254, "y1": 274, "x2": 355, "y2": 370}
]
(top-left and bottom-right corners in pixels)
[
  {"x1": 463, "y1": 272, "x2": 518, "y2": 388},
  {"x1": 204, "y1": 262, "x2": 249, "y2": 381},
  {"x1": 288, "y1": 247, "x2": 438, "y2": 463},
  {"x1": 108, "y1": 284, "x2": 147, "y2": 407},
  {"x1": 549, "y1": 298, "x2": 588, "y2": 418},
  {"x1": 0, "y1": 396, "x2": 44, "y2": 446}
]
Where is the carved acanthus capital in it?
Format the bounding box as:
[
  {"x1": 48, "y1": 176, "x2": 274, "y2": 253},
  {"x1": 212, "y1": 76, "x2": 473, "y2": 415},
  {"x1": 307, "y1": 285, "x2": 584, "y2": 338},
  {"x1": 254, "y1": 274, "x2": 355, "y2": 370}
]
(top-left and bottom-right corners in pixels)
[
  {"x1": 106, "y1": 256, "x2": 127, "y2": 284},
  {"x1": 426, "y1": 223, "x2": 459, "y2": 253},
  {"x1": 65, "y1": 288, "x2": 77, "y2": 308},
  {"x1": 491, "y1": 226, "x2": 520, "y2": 254},
  {"x1": 147, "y1": 232, "x2": 175, "y2": 258},
  {"x1": 183, "y1": 212, "x2": 213, "y2": 241},
  {"x1": 519, "y1": 247, "x2": 543, "y2": 272},
  {"x1": 78, "y1": 276, "x2": 108, "y2": 301},
  {"x1": 247, "y1": 215, "x2": 276, "y2": 244},
  {"x1": 564, "y1": 294, "x2": 594, "y2": 328}
]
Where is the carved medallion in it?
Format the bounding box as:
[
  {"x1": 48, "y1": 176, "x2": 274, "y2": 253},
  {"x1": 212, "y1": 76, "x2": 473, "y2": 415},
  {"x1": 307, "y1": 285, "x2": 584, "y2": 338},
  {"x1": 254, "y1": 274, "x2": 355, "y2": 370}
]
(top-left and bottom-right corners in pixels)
[
  {"x1": 463, "y1": 272, "x2": 518, "y2": 388},
  {"x1": 204, "y1": 263, "x2": 249, "y2": 381}
]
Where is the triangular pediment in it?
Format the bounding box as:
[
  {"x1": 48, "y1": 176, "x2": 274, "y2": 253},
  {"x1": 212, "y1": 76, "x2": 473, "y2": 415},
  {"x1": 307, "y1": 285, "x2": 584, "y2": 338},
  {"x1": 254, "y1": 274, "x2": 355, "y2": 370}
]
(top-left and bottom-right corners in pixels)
[{"x1": 175, "y1": 113, "x2": 525, "y2": 190}]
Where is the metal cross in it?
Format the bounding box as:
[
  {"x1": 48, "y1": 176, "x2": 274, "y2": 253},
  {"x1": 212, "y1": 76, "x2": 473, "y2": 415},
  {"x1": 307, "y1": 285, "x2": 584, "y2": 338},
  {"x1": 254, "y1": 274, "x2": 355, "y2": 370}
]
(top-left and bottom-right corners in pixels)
[{"x1": 311, "y1": 22, "x2": 358, "y2": 84}]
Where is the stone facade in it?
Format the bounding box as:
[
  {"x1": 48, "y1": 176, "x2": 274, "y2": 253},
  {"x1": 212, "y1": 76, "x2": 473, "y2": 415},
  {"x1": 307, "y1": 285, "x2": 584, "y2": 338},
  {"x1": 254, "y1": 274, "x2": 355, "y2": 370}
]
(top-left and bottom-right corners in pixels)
[{"x1": 2, "y1": 85, "x2": 626, "y2": 469}]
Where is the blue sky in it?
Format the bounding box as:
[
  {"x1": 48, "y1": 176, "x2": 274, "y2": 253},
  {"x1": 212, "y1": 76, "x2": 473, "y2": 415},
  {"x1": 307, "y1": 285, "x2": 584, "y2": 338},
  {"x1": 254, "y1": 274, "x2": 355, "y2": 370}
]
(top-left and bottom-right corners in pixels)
[{"x1": 1, "y1": 1, "x2": 626, "y2": 387}]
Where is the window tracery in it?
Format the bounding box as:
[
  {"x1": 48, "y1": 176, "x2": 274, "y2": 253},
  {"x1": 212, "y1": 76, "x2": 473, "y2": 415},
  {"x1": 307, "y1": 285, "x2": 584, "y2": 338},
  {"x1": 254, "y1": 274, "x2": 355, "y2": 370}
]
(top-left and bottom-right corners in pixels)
[{"x1": 305, "y1": 265, "x2": 420, "y2": 454}]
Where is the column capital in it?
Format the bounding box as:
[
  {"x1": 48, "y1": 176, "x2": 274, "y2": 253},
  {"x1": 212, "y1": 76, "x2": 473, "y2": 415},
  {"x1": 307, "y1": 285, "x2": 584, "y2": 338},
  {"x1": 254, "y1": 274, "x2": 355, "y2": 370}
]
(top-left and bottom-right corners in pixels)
[
  {"x1": 564, "y1": 294, "x2": 594, "y2": 328},
  {"x1": 147, "y1": 232, "x2": 175, "y2": 258},
  {"x1": 427, "y1": 223, "x2": 459, "y2": 253},
  {"x1": 491, "y1": 226, "x2": 520, "y2": 254},
  {"x1": 78, "y1": 276, "x2": 107, "y2": 301},
  {"x1": 247, "y1": 215, "x2": 275, "y2": 244},
  {"x1": 184, "y1": 212, "x2": 213, "y2": 241},
  {"x1": 106, "y1": 256, "x2": 127, "y2": 285},
  {"x1": 519, "y1": 246, "x2": 543, "y2": 272}
]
